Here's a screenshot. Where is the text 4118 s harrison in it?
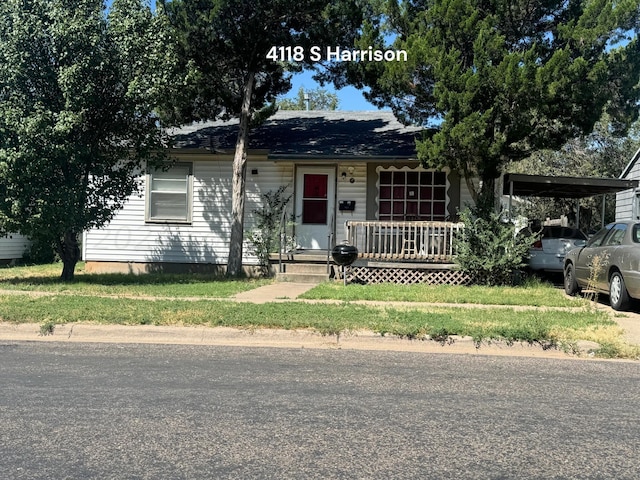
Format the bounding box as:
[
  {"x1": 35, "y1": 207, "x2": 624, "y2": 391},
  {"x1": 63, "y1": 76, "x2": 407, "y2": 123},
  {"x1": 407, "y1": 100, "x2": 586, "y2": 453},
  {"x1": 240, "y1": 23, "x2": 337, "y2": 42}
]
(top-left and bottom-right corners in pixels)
[{"x1": 266, "y1": 46, "x2": 408, "y2": 62}]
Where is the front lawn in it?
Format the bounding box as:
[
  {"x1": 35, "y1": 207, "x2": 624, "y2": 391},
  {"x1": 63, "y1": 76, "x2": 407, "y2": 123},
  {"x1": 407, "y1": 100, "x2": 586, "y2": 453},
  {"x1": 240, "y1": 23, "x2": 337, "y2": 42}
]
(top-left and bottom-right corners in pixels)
[
  {"x1": 0, "y1": 262, "x2": 270, "y2": 298},
  {"x1": 0, "y1": 293, "x2": 620, "y2": 353},
  {"x1": 300, "y1": 280, "x2": 585, "y2": 307},
  {"x1": 0, "y1": 263, "x2": 636, "y2": 358}
]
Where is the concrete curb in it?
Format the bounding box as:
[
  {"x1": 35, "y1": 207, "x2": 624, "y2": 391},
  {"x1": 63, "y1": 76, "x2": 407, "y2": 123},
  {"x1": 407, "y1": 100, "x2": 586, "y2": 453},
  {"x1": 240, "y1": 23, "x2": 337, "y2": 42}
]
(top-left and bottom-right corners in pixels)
[{"x1": 0, "y1": 322, "x2": 616, "y2": 361}]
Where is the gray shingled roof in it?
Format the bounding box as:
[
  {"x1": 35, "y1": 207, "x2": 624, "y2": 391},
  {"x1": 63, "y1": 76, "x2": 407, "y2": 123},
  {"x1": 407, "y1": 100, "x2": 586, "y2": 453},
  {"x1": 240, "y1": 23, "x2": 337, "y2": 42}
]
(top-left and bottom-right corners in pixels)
[{"x1": 170, "y1": 110, "x2": 422, "y2": 158}]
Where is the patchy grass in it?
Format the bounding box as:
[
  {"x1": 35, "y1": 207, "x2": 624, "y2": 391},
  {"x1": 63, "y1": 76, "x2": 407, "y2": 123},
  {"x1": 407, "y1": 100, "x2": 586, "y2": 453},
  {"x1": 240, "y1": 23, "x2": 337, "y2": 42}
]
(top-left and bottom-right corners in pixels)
[
  {"x1": 0, "y1": 293, "x2": 630, "y2": 357},
  {"x1": 300, "y1": 280, "x2": 586, "y2": 307},
  {"x1": 0, "y1": 262, "x2": 270, "y2": 298},
  {"x1": 0, "y1": 264, "x2": 636, "y2": 358}
]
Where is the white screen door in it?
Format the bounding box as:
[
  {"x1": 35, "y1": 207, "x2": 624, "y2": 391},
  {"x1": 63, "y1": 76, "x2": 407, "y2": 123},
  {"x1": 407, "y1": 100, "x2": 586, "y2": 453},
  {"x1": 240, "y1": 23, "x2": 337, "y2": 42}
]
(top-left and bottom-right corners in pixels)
[{"x1": 295, "y1": 167, "x2": 335, "y2": 249}]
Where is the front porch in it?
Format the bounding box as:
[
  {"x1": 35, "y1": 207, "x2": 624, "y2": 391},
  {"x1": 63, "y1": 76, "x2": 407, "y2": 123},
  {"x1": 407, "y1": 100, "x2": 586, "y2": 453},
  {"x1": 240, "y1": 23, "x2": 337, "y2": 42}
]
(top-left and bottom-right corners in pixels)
[
  {"x1": 343, "y1": 220, "x2": 468, "y2": 284},
  {"x1": 273, "y1": 221, "x2": 470, "y2": 285}
]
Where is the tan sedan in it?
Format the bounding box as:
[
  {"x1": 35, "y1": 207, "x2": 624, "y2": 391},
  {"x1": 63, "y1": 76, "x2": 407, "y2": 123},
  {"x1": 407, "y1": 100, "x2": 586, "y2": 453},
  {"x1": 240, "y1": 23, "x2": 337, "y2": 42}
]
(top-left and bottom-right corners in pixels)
[{"x1": 563, "y1": 222, "x2": 640, "y2": 311}]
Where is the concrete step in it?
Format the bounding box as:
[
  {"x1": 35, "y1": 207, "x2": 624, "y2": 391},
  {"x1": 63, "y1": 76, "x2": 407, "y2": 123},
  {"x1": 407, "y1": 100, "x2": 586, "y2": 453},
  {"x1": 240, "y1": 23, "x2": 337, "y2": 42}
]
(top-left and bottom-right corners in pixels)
[
  {"x1": 269, "y1": 252, "x2": 329, "y2": 263},
  {"x1": 275, "y1": 272, "x2": 330, "y2": 284},
  {"x1": 280, "y1": 263, "x2": 330, "y2": 275}
]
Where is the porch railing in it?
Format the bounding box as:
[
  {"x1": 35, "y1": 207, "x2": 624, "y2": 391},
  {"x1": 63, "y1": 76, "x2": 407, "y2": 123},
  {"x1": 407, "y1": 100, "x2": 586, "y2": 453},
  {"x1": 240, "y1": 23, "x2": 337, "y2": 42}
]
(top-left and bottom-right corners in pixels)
[{"x1": 345, "y1": 221, "x2": 464, "y2": 262}]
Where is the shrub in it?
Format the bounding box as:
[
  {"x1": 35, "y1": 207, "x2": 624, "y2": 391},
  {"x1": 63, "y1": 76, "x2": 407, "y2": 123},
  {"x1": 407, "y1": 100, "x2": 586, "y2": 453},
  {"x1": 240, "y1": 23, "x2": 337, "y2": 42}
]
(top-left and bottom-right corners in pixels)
[
  {"x1": 454, "y1": 208, "x2": 536, "y2": 286},
  {"x1": 247, "y1": 186, "x2": 293, "y2": 276},
  {"x1": 21, "y1": 236, "x2": 58, "y2": 265}
]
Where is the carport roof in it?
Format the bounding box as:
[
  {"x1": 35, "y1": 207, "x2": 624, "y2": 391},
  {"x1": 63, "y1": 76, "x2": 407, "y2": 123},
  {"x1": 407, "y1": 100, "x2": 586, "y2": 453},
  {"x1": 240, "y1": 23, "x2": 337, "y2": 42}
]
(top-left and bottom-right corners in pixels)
[{"x1": 503, "y1": 173, "x2": 638, "y2": 199}]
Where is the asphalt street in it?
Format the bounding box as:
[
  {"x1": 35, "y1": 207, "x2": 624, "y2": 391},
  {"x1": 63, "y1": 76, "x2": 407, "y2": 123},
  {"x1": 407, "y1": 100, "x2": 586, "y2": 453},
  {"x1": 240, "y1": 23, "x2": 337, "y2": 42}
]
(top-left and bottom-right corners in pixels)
[{"x1": 1, "y1": 342, "x2": 639, "y2": 479}]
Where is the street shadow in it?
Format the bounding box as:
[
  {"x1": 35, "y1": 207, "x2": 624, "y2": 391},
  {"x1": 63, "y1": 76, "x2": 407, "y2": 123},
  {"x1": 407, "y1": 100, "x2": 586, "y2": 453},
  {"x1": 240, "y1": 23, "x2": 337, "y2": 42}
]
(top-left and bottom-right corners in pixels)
[{"x1": 0, "y1": 269, "x2": 227, "y2": 286}]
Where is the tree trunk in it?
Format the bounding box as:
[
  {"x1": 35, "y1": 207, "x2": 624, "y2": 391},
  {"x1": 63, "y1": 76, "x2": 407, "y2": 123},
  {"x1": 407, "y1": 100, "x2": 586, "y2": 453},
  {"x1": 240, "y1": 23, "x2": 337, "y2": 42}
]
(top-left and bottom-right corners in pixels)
[
  {"x1": 58, "y1": 230, "x2": 80, "y2": 282},
  {"x1": 476, "y1": 175, "x2": 498, "y2": 218},
  {"x1": 227, "y1": 71, "x2": 255, "y2": 277},
  {"x1": 464, "y1": 173, "x2": 478, "y2": 205}
]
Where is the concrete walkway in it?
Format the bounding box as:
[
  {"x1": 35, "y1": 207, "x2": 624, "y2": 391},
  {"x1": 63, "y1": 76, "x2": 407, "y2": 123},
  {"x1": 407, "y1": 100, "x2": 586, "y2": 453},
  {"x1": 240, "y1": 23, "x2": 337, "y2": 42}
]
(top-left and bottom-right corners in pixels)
[{"x1": 232, "y1": 282, "x2": 317, "y2": 302}]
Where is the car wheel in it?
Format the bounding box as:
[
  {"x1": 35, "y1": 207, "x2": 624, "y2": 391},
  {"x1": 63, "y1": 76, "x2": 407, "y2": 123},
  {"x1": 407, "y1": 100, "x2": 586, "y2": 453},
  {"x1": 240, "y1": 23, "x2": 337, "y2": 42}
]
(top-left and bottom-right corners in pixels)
[
  {"x1": 609, "y1": 272, "x2": 630, "y2": 311},
  {"x1": 564, "y1": 263, "x2": 579, "y2": 295}
]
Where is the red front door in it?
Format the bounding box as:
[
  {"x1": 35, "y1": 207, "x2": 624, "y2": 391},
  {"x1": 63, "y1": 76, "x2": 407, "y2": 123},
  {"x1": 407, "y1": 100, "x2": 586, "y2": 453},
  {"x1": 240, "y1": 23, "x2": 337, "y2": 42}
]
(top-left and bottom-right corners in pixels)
[{"x1": 295, "y1": 167, "x2": 335, "y2": 249}]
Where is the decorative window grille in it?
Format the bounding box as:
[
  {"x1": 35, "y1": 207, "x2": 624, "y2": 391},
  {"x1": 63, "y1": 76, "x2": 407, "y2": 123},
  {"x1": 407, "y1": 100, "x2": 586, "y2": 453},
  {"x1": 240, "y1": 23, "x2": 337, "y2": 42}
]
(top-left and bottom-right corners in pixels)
[{"x1": 376, "y1": 166, "x2": 449, "y2": 221}]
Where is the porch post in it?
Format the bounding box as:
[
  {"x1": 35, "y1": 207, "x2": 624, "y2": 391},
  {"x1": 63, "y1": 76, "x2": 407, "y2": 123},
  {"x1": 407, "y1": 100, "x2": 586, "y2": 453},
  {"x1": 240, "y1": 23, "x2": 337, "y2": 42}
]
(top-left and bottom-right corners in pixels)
[
  {"x1": 508, "y1": 180, "x2": 514, "y2": 219},
  {"x1": 601, "y1": 195, "x2": 606, "y2": 228},
  {"x1": 576, "y1": 198, "x2": 580, "y2": 230}
]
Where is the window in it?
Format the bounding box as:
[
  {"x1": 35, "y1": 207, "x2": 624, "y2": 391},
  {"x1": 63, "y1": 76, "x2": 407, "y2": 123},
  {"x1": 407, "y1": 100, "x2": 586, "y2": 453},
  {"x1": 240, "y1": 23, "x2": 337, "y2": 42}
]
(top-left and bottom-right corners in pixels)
[
  {"x1": 604, "y1": 224, "x2": 627, "y2": 246},
  {"x1": 633, "y1": 191, "x2": 640, "y2": 220},
  {"x1": 302, "y1": 173, "x2": 328, "y2": 224},
  {"x1": 377, "y1": 167, "x2": 448, "y2": 221},
  {"x1": 146, "y1": 163, "x2": 192, "y2": 223},
  {"x1": 586, "y1": 224, "x2": 613, "y2": 247}
]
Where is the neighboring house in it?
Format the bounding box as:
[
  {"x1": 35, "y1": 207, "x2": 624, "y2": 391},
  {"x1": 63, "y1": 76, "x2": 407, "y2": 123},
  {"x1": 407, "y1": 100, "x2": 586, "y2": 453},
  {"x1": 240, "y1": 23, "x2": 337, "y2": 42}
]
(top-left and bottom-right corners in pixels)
[
  {"x1": 0, "y1": 233, "x2": 30, "y2": 264},
  {"x1": 616, "y1": 146, "x2": 640, "y2": 221},
  {"x1": 83, "y1": 111, "x2": 476, "y2": 280}
]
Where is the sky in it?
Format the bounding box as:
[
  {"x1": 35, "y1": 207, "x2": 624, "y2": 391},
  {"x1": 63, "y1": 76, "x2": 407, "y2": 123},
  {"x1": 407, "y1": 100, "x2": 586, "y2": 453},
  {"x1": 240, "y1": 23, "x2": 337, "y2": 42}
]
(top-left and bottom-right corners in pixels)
[{"x1": 279, "y1": 70, "x2": 379, "y2": 111}]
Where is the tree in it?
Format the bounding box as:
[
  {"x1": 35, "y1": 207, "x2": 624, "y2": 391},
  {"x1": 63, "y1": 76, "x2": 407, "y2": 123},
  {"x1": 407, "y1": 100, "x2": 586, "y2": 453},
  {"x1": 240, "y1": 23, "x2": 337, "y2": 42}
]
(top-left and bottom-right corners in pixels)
[
  {"x1": 325, "y1": 0, "x2": 640, "y2": 214},
  {"x1": 0, "y1": 0, "x2": 168, "y2": 280},
  {"x1": 278, "y1": 87, "x2": 339, "y2": 110},
  {"x1": 157, "y1": 0, "x2": 364, "y2": 276}
]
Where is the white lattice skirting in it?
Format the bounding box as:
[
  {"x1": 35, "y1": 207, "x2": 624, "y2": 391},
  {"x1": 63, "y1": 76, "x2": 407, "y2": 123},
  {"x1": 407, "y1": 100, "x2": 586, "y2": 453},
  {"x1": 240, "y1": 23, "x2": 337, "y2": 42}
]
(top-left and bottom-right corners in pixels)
[{"x1": 341, "y1": 266, "x2": 471, "y2": 285}]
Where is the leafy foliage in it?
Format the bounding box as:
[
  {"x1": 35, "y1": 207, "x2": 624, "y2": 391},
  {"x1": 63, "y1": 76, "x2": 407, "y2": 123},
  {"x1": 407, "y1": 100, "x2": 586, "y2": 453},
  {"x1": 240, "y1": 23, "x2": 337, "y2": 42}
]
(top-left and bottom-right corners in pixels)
[
  {"x1": 0, "y1": 0, "x2": 169, "y2": 280},
  {"x1": 323, "y1": 0, "x2": 640, "y2": 209},
  {"x1": 278, "y1": 87, "x2": 339, "y2": 111},
  {"x1": 454, "y1": 209, "x2": 536, "y2": 286},
  {"x1": 21, "y1": 237, "x2": 58, "y2": 265},
  {"x1": 247, "y1": 186, "x2": 293, "y2": 276}
]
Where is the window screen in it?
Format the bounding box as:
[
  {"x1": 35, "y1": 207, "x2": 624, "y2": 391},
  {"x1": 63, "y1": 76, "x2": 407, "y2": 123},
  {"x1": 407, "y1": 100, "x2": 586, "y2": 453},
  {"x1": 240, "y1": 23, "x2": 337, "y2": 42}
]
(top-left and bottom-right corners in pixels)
[{"x1": 147, "y1": 164, "x2": 192, "y2": 223}]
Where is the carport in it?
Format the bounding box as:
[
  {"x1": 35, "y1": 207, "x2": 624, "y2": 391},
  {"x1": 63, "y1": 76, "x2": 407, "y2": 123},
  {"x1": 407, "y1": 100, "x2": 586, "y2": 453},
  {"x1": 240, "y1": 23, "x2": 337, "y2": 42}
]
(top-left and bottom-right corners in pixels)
[{"x1": 503, "y1": 173, "x2": 638, "y2": 228}]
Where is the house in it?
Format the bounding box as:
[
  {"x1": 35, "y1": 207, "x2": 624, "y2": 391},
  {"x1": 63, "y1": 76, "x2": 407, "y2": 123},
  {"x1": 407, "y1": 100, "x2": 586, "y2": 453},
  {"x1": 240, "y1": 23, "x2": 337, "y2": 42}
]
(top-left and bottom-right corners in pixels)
[
  {"x1": 83, "y1": 111, "x2": 476, "y2": 283},
  {"x1": 0, "y1": 233, "x2": 30, "y2": 264},
  {"x1": 616, "y1": 146, "x2": 640, "y2": 221}
]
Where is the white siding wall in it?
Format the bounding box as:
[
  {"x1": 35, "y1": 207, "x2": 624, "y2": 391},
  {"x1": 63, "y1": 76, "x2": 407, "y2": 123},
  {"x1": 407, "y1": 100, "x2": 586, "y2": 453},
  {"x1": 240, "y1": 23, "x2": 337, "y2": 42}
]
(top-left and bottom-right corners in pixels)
[
  {"x1": 616, "y1": 161, "x2": 640, "y2": 221},
  {"x1": 84, "y1": 160, "x2": 294, "y2": 265},
  {"x1": 616, "y1": 148, "x2": 640, "y2": 221},
  {"x1": 84, "y1": 160, "x2": 484, "y2": 265},
  {"x1": 459, "y1": 176, "x2": 477, "y2": 212},
  {"x1": 335, "y1": 163, "x2": 367, "y2": 242},
  {"x1": 0, "y1": 233, "x2": 30, "y2": 261},
  {"x1": 616, "y1": 188, "x2": 634, "y2": 221}
]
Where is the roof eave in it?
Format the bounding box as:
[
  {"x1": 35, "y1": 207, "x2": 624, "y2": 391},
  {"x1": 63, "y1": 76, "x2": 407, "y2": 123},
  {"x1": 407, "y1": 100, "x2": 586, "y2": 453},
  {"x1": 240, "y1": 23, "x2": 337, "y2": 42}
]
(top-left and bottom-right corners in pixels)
[
  {"x1": 620, "y1": 145, "x2": 640, "y2": 179},
  {"x1": 268, "y1": 154, "x2": 418, "y2": 162}
]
